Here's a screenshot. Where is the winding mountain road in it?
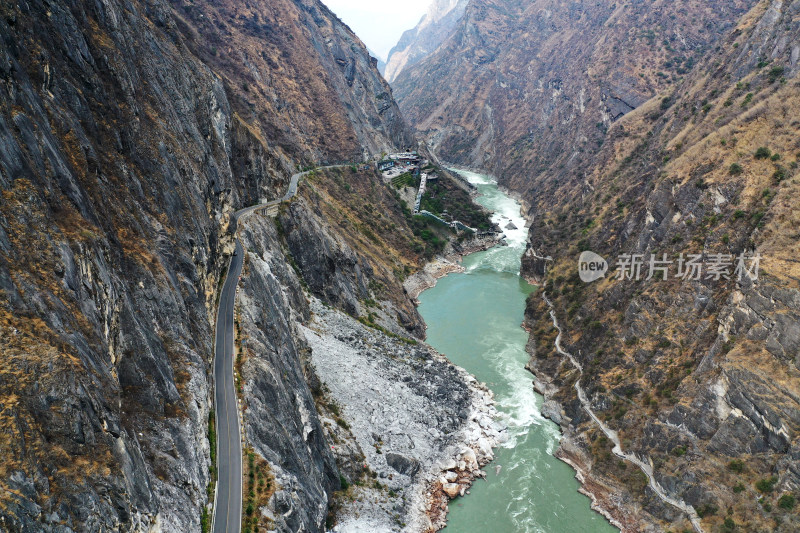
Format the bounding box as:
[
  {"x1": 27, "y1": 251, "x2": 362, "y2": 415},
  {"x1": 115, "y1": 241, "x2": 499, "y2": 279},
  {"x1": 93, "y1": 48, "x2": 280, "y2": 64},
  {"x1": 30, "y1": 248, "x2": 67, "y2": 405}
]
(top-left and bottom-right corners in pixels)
[{"x1": 211, "y1": 166, "x2": 343, "y2": 533}]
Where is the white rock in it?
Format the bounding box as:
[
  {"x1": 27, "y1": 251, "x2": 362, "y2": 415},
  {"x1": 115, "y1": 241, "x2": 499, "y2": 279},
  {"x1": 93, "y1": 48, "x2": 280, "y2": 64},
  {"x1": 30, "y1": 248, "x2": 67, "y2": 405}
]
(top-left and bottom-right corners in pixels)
[
  {"x1": 461, "y1": 448, "x2": 478, "y2": 468},
  {"x1": 442, "y1": 459, "x2": 457, "y2": 471},
  {"x1": 442, "y1": 483, "x2": 461, "y2": 499},
  {"x1": 477, "y1": 438, "x2": 493, "y2": 457}
]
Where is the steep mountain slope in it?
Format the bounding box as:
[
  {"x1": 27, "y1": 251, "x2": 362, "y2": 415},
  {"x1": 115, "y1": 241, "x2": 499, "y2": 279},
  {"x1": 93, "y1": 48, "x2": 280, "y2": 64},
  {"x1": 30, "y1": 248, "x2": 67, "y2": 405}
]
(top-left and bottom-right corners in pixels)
[
  {"x1": 171, "y1": 0, "x2": 411, "y2": 164},
  {"x1": 522, "y1": 1, "x2": 800, "y2": 531},
  {"x1": 0, "y1": 0, "x2": 411, "y2": 530},
  {"x1": 384, "y1": 0, "x2": 468, "y2": 83},
  {"x1": 393, "y1": 0, "x2": 757, "y2": 196}
]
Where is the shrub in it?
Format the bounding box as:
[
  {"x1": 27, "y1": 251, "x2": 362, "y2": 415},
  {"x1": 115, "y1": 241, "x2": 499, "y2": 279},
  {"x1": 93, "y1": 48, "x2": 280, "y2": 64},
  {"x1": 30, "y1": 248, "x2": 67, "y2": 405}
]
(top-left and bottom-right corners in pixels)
[
  {"x1": 756, "y1": 476, "x2": 778, "y2": 493},
  {"x1": 201, "y1": 506, "x2": 210, "y2": 533},
  {"x1": 769, "y1": 66, "x2": 785, "y2": 82},
  {"x1": 339, "y1": 475, "x2": 350, "y2": 490},
  {"x1": 671, "y1": 445, "x2": 687, "y2": 457},
  {"x1": 721, "y1": 337, "x2": 737, "y2": 355},
  {"x1": 721, "y1": 517, "x2": 736, "y2": 532},
  {"x1": 773, "y1": 166, "x2": 787, "y2": 183},
  {"x1": 696, "y1": 503, "x2": 718, "y2": 517},
  {"x1": 728, "y1": 459, "x2": 745, "y2": 473},
  {"x1": 778, "y1": 493, "x2": 796, "y2": 510},
  {"x1": 729, "y1": 163, "x2": 743, "y2": 175},
  {"x1": 754, "y1": 147, "x2": 772, "y2": 159},
  {"x1": 733, "y1": 483, "x2": 745, "y2": 493},
  {"x1": 770, "y1": 153, "x2": 781, "y2": 161},
  {"x1": 657, "y1": 339, "x2": 672, "y2": 349}
]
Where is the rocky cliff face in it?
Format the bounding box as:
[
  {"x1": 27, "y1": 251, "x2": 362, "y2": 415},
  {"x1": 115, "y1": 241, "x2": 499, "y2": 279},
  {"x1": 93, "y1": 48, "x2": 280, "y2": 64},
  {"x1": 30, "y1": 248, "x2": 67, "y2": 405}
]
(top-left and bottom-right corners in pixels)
[
  {"x1": 522, "y1": 1, "x2": 800, "y2": 531},
  {"x1": 384, "y1": 0, "x2": 468, "y2": 83},
  {"x1": 234, "y1": 216, "x2": 340, "y2": 532},
  {"x1": 0, "y1": 0, "x2": 410, "y2": 530},
  {"x1": 393, "y1": 0, "x2": 756, "y2": 196}
]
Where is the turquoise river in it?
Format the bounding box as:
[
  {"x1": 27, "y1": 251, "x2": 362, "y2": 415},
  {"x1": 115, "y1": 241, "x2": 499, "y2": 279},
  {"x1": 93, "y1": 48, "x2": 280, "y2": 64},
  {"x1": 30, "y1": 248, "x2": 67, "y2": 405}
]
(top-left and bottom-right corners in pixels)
[{"x1": 417, "y1": 170, "x2": 618, "y2": 533}]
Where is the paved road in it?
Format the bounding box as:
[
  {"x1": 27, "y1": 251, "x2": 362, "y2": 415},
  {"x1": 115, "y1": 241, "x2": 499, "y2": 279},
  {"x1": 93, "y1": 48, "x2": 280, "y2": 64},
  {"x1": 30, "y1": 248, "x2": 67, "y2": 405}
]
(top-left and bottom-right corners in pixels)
[
  {"x1": 211, "y1": 165, "x2": 345, "y2": 533},
  {"x1": 212, "y1": 238, "x2": 244, "y2": 533},
  {"x1": 283, "y1": 170, "x2": 303, "y2": 201}
]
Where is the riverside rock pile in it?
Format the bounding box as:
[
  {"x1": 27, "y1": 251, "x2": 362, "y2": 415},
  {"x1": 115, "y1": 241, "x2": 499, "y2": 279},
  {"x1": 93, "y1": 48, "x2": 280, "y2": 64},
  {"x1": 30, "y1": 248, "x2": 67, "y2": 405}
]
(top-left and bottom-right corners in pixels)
[{"x1": 303, "y1": 299, "x2": 503, "y2": 532}]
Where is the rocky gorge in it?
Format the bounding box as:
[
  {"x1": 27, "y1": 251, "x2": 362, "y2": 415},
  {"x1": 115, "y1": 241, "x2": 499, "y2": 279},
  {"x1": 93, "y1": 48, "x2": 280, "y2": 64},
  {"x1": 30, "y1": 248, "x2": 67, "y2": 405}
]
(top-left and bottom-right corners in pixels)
[
  {"x1": 394, "y1": 0, "x2": 759, "y2": 198},
  {"x1": 395, "y1": 0, "x2": 800, "y2": 531},
  {"x1": 228, "y1": 168, "x2": 505, "y2": 531},
  {"x1": 4, "y1": 0, "x2": 800, "y2": 531}
]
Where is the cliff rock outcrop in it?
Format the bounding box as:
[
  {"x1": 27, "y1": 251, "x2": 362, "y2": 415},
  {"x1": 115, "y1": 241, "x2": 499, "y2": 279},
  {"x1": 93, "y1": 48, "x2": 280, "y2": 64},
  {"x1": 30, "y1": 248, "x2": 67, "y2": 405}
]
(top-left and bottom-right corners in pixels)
[{"x1": 0, "y1": 0, "x2": 410, "y2": 530}]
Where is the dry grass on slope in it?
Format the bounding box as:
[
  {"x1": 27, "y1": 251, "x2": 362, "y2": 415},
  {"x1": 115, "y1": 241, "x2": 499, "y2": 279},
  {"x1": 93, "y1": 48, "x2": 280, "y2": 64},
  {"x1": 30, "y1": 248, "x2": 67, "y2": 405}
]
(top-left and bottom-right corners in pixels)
[
  {"x1": 661, "y1": 78, "x2": 800, "y2": 285},
  {"x1": 297, "y1": 167, "x2": 421, "y2": 293}
]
